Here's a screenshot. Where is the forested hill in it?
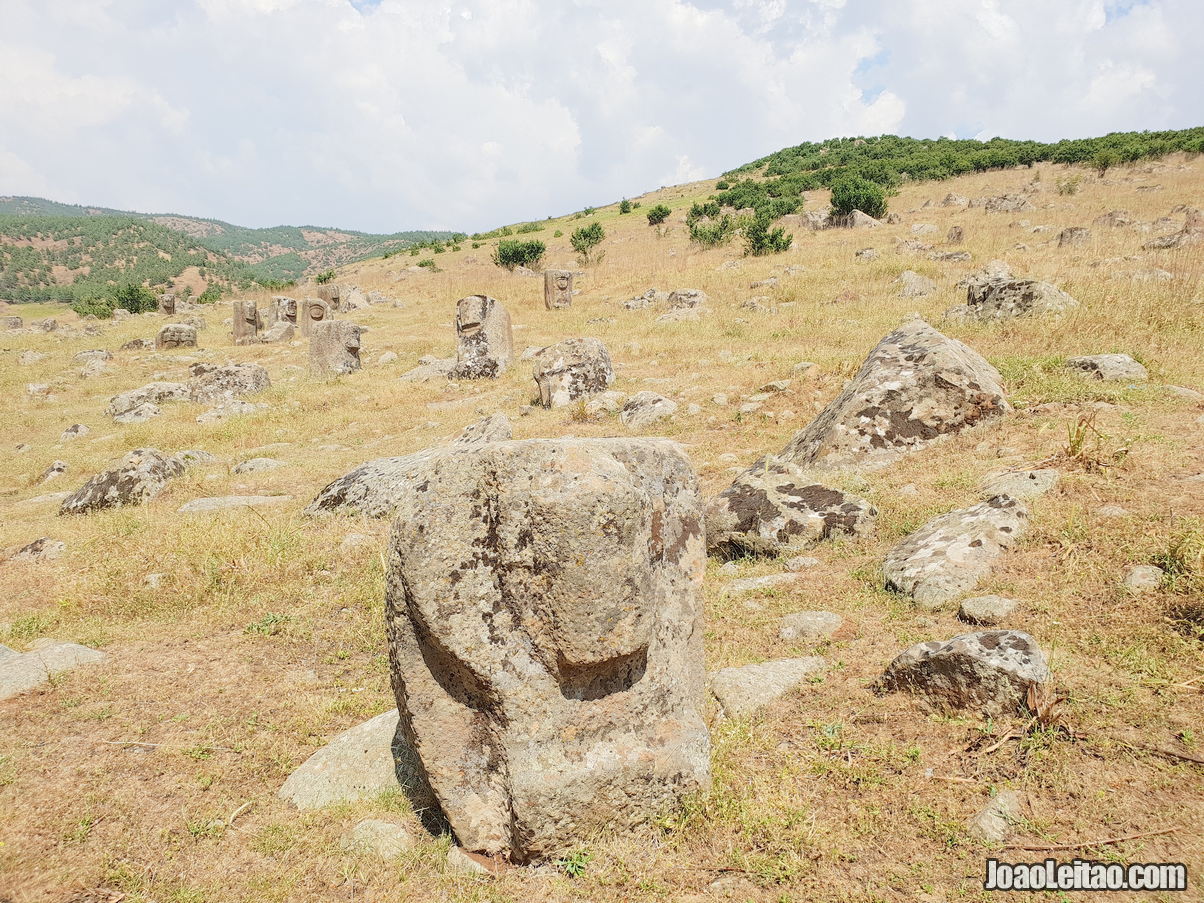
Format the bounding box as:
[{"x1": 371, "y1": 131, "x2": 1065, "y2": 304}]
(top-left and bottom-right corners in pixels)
[
  {"x1": 713, "y1": 127, "x2": 1204, "y2": 218},
  {"x1": 0, "y1": 196, "x2": 461, "y2": 287}
]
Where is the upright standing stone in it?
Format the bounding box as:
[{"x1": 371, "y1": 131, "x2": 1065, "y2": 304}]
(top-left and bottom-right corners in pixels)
[
  {"x1": 386, "y1": 438, "x2": 710, "y2": 862},
  {"x1": 274, "y1": 297, "x2": 299, "y2": 326},
  {"x1": 157, "y1": 293, "x2": 176, "y2": 316},
  {"x1": 543, "y1": 270, "x2": 573, "y2": 310},
  {"x1": 300, "y1": 298, "x2": 330, "y2": 337},
  {"x1": 156, "y1": 324, "x2": 197, "y2": 350},
  {"x1": 232, "y1": 301, "x2": 260, "y2": 345},
  {"x1": 450, "y1": 294, "x2": 513, "y2": 379},
  {"x1": 310, "y1": 321, "x2": 363, "y2": 375},
  {"x1": 316, "y1": 283, "x2": 342, "y2": 311}
]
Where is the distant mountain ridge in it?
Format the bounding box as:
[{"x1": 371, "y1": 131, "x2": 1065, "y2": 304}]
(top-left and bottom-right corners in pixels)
[{"x1": 0, "y1": 196, "x2": 460, "y2": 295}]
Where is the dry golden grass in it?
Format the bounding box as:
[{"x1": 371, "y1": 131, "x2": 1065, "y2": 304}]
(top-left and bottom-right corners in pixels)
[{"x1": 1, "y1": 156, "x2": 1202, "y2": 902}]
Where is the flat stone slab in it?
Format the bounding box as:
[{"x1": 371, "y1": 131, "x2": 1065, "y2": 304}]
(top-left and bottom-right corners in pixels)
[
  {"x1": 0, "y1": 642, "x2": 108, "y2": 701},
  {"x1": 959, "y1": 595, "x2": 1019, "y2": 626},
  {"x1": 178, "y1": 495, "x2": 292, "y2": 513},
  {"x1": 341, "y1": 819, "x2": 417, "y2": 858},
  {"x1": 278, "y1": 709, "x2": 429, "y2": 810},
  {"x1": 709, "y1": 657, "x2": 826, "y2": 719},
  {"x1": 779, "y1": 611, "x2": 843, "y2": 641},
  {"x1": 980, "y1": 469, "x2": 1059, "y2": 501},
  {"x1": 720, "y1": 573, "x2": 797, "y2": 596}
]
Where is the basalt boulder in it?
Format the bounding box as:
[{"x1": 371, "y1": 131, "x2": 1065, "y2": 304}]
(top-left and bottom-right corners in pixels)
[
  {"x1": 59, "y1": 448, "x2": 185, "y2": 515},
  {"x1": 775, "y1": 319, "x2": 1009, "y2": 471},
  {"x1": 531, "y1": 338, "x2": 614, "y2": 407}
]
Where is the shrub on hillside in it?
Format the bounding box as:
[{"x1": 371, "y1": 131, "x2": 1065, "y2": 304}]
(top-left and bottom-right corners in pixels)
[
  {"x1": 197, "y1": 285, "x2": 222, "y2": 304},
  {"x1": 618, "y1": 199, "x2": 632, "y2": 214},
  {"x1": 110, "y1": 282, "x2": 158, "y2": 313},
  {"x1": 744, "y1": 216, "x2": 792, "y2": 256},
  {"x1": 492, "y1": 239, "x2": 546, "y2": 271},
  {"x1": 829, "y1": 176, "x2": 887, "y2": 220},
  {"x1": 315, "y1": 269, "x2": 336, "y2": 284},
  {"x1": 646, "y1": 204, "x2": 671, "y2": 226},
  {"x1": 688, "y1": 215, "x2": 735, "y2": 248},
  {"x1": 570, "y1": 222, "x2": 605, "y2": 264},
  {"x1": 71, "y1": 296, "x2": 115, "y2": 319}
]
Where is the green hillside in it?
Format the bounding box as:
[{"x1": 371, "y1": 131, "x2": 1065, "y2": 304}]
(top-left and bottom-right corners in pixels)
[
  {"x1": 713, "y1": 127, "x2": 1204, "y2": 218},
  {"x1": 0, "y1": 196, "x2": 461, "y2": 284}
]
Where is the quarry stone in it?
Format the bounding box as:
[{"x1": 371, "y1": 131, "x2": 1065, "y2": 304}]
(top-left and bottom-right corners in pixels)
[
  {"x1": 543, "y1": 270, "x2": 574, "y2": 309},
  {"x1": 187, "y1": 362, "x2": 271, "y2": 403},
  {"x1": 309, "y1": 321, "x2": 363, "y2": 375},
  {"x1": 0, "y1": 641, "x2": 109, "y2": 701},
  {"x1": 531, "y1": 338, "x2": 615, "y2": 407},
  {"x1": 450, "y1": 294, "x2": 513, "y2": 379},
  {"x1": 709, "y1": 658, "x2": 827, "y2": 720},
  {"x1": 156, "y1": 324, "x2": 197, "y2": 350}
]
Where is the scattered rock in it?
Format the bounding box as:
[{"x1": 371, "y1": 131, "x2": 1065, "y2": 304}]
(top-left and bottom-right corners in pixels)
[
  {"x1": 531, "y1": 338, "x2": 615, "y2": 408},
  {"x1": 341, "y1": 819, "x2": 416, "y2": 859},
  {"x1": 38, "y1": 461, "x2": 68, "y2": 484},
  {"x1": 7, "y1": 538, "x2": 66, "y2": 562},
  {"x1": 107, "y1": 382, "x2": 188, "y2": 418},
  {"x1": 705, "y1": 459, "x2": 877, "y2": 557},
  {"x1": 452, "y1": 413, "x2": 513, "y2": 445},
  {"x1": 898, "y1": 270, "x2": 936, "y2": 297},
  {"x1": 883, "y1": 496, "x2": 1029, "y2": 608},
  {"x1": 948, "y1": 279, "x2": 1078, "y2": 322},
  {"x1": 196, "y1": 400, "x2": 267, "y2": 423},
  {"x1": 779, "y1": 611, "x2": 842, "y2": 641},
  {"x1": 980, "y1": 469, "x2": 1059, "y2": 501},
  {"x1": 784, "y1": 555, "x2": 819, "y2": 571},
  {"x1": 959, "y1": 595, "x2": 1019, "y2": 626},
  {"x1": 0, "y1": 641, "x2": 108, "y2": 701},
  {"x1": 386, "y1": 438, "x2": 710, "y2": 861},
  {"x1": 156, "y1": 324, "x2": 197, "y2": 349},
  {"x1": 60, "y1": 423, "x2": 90, "y2": 442},
  {"x1": 114, "y1": 402, "x2": 162, "y2": 424},
  {"x1": 947, "y1": 226, "x2": 965, "y2": 244},
  {"x1": 855, "y1": 247, "x2": 879, "y2": 260},
  {"x1": 668, "y1": 289, "x2": 709, "y2": 309},
  {"x1": 18, "y1": 351, "x2": 46, "y2": 365},
  {"x1": 400, "y1": 356, "x2": 456, "y2": 382},
  {"x1": 710, "y1": 658, "x2": 827, "y2": 719},
  {"x1": 775, "y1": 319, "x2": 1009, "y2": 471},
  {"x1": 875, "y1": 630, "x2": 1050, "y2": 716},
  {"x1": 178, "y1": 495, "x2": 291, "y2": 513},
  {"x1": 187, "y1": 362, "x2": 271, "y2": 403},
  {"x1": 232, "y1": 458, "x2": 284, "y2": 474},
  {"x1": 1057, "y1": 227, "x2": 1091, "y2": 247},
  {"x1": 1065, "y1": 354, "x2": 1148, "y2": 382},
  {"x1": 59, "y1": 448, "x2": 185, "y2": 515},
  {"x1": 968, "y1": 790, "x2": 1022, "y2": 843},
  {"x1": 619, "y1": 392, "x2": 678, "y2": 429},
  {"x1": 721, "y1": 573, "x2": 797, "y2": 596},
  {"x1": 1122, "y1": 564, "x2": 1163, "y2": 593}
]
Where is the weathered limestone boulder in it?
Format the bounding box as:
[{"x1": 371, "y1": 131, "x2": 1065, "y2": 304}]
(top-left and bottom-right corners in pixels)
[
  {"x1": 532, "y1": 338, "x2": 614, "y2": 407},
  {"x1": 61, "y1": 423, "x2": 90, "y2": 442},
  {"x1": 977, "y1": 194, "x2": 1034, "y2": 213},
  {"x1": 121, "y1": 337, "x2": 151, "y2": 350},
  {"x1": 2, "y1": 315, "x2": 23, "y2": 329},
  {"x1": 942, "y1": 193, "x2": 970, "y2": 208},
  {"x1": 450, "y1": 294, "x2": 513, "y2": 379},
  {"x1": 231, "y1": 300, "x2": 261, "y2": 345},
  {"x1": 196, "y1": 400, "x2": 268, "y2": 423},
  {"x1": 543, "y1": 270, "x2": 573, "y2": 309},
  {"x1": 400, "y1": 355, "x2": 456, "y2": 382},
  {"x1": 340, "y1": 287, "x2": 369, "y2": 311},
  {"x1": 779, "y1": 611, "x2": 842, "y2": 641},
  {"x1": 619, "y1": 392, "x2": 677, "y2": 429},
  {"x1": 911, "y1": 223, "x2": 938, "y2": 235},
  {"x1": 775, "y1": 320, "x2": 1009, "y2": 471},
  {"x1": 948, "y1": 279, "x2": 1078, "y2": 322},
  {"x1": 299, "y1": 298, "x2": 331, "y2": 336},
  {"x1": 273, "y1": 296, "x2": 299, "y2": 325},
  {"x1": 187, "y1": 362, "x2": 271, "y2": 403},
  {"x1": 980, "y1": 469, "x2": 1059, "y2": 501},
  {"x1": 260, "y1": 320, "x2": 295, "y2": 343},
  {"x1": 8, "y1": 538, "x2": 66, "y2": 562},
  {"x1": 1065, "y1": 353, "x2": 1148, "y2": 382},
  {"x1": 59, "y1": 448, "x2": 184, "y2": 514},
  {"x1": 947, "y1": 226, "x2": 965, "y2": 244},
  {"x1": 956, "y1": 259, "x2": 1012, "y2": 293},
  {"x1": 309, "y1": 321, "x2": 363, "y2": 375},
  {"x1": 1094, "y1": 210, "x2": 1133, "y2": 228},
  {"x1": 107, "y1": 382, "x2": 188, "y2": 418},
  {"x1": 831, "y1": 210, "x2": 881, "y2": 228},
  {"x1": 875, "y1": 630, "x2": 1050, "y2": 717},
  {"x1": 709, "y1": 657, "x2": 826, "y2": 720},
  {"x1": 386, "y1": 438, "x2": 710, "y2": 862},
  {"x1": 0, "y1": 641, "x2": 108, "y2": 701},
  {"x1": 969, "y1": 790, "x2": 1023, "y2": 843},
  {"x1": 305, "y1": 415, "x2": 513, "y2": 517},
  {"x1": 114, "y1": 402, "x2": 162, "y2": 424},
  {"x1": 959, "y1": 595, "x2": 1019, "y2": 626},
  {"x1": 157, "y1": 293, "x2": 175, "y2": 316},
  {"x1": 898, "y1": 270, "x2": 936, "y2": 297},
  {"x1": 705, "y1": 458, "x2": 877, "y2": 557},
  {"x1": 1057, "y1": 227, "x2": 1091, "y2": 247},
  {"x1": 156, "y1": 323, "x2": 197, "y2": 350},
  {"x1": 279, "y1": 709, "x2": 430, "y2": 811},
  {"x1": 883, "y1": 496, "x2": 1029, "y2": 608},
  {"x1": 342, "y1": 819, "x2": 417, "y2": 858},
  {"x1": 667, "y1": 289, "x2": 708, "y2": 310}
]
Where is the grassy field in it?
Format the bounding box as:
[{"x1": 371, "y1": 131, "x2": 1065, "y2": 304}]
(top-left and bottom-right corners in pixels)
[{"x1": 1, "y1": 156, "x2": 1202, "y2": 902}]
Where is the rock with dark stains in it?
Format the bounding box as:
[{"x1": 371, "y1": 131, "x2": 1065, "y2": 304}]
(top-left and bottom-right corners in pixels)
[
  {"x1": 304, "y1": 414, "x2": 514, "y2": 517},
  {"x1": 704, "y1": 458, "x2": 876, "y2": 557},
  {"x1": 59, "y1": 448, "x2": 184, "y2": 515},
  {"x1": 875, "y1": 630, "x2": 1050, "y2": 717},
  {"x1": 883, "y1": 496, "x2": 1029, "y2": 608},
  {"x1": 187, "y1": 362, "x2": 271, "y2": 404},
  {"x1": 386, "y1": 438, "x2": 710, "y2": 862},
  {"x1": 450, "y1": 294, "x2": 513, "y2": 379},
  {"x1": 946, "y1": 279, "x2": 1078, "y2": 322},
  {"x1": 531, "y1": 338, "x2": 615, "y2": 408},
  {"x1": 775, "y1": 319, "x2": 1009, "y2": 471}
]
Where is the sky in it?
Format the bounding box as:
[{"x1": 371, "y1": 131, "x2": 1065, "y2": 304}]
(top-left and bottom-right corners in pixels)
[{"x1": 1, "y1": 0, "x2": 1200, "y2": 234}]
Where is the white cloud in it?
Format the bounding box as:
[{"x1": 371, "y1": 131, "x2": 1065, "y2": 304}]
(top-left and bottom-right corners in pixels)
[{"x1": 0, "y1": 0, "x2": 1199, "y2": 232}]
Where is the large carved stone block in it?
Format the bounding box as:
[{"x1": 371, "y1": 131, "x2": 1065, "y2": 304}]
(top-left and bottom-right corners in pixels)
[
  {"x1": 299, "y1": 298, "x2": 330, "y2": 337},
  {"x1": 309, "y1": 321, "x2": 363, "y2": 375},
  {"x1": 157, "y1": 293, "x2": 176, "y2": 316},
  {"x1": 531, "y1": 338, "x2": 614, "y2": 407},
  {"x1": 386, "y1": 438, "x2": 710, "y2": 862},
  {"x1": 450, "y1": 295, "x2": 512, "y2": 379},
  {"x1": 156, "y1": 323, "x2": 197, "y2": 350},
  {"x1": 543, "y1": 270, "x2": 573, "y2": 309},
  {"x1": 274, "y1": 296, "x2": 299, "y2": 325},
  {"x1": 231, "y1": 300, "x2": 261, "y2": 345}
]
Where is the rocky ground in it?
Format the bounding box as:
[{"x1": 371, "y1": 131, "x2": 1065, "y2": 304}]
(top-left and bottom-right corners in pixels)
[{"x1": 1, "y1": 157, "x2": 1202, "y2": 902}]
